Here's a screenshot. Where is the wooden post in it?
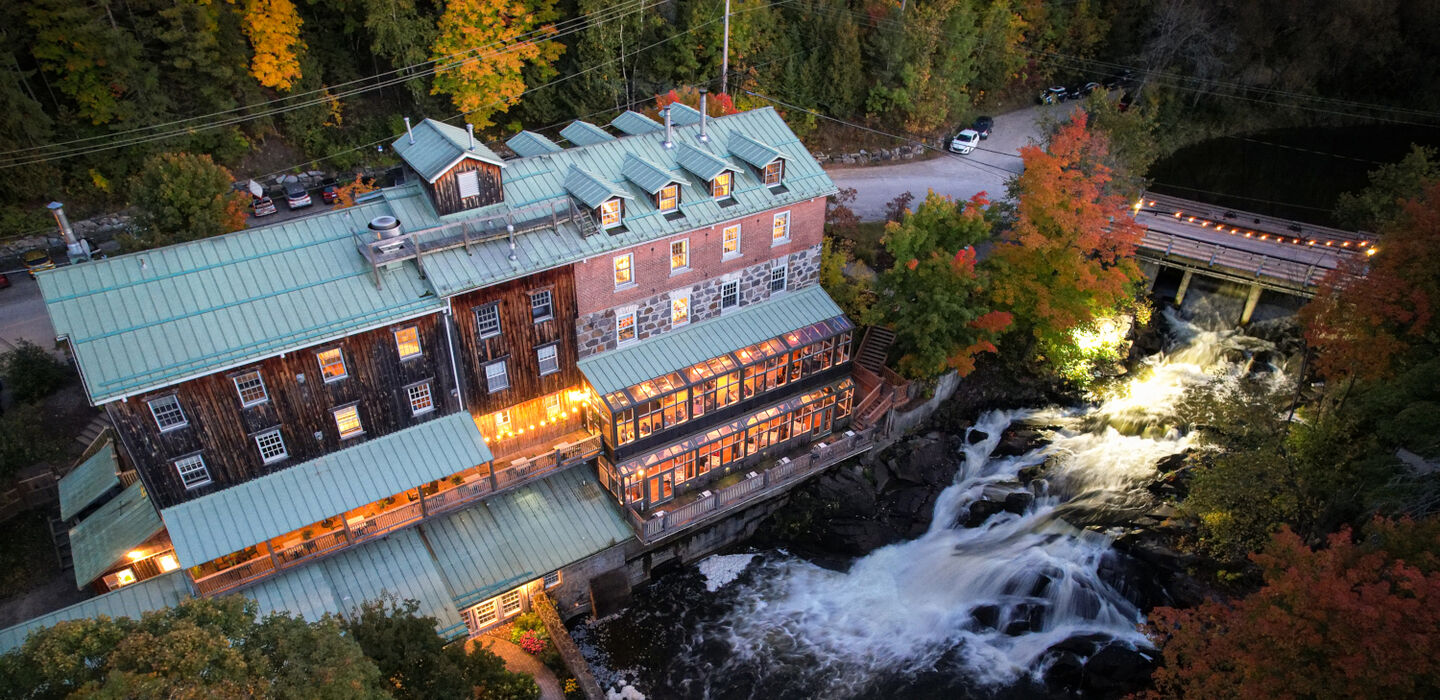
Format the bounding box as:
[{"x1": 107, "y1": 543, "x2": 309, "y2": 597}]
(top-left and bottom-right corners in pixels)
[
  {"x1": 417, "y1": 487, "x2": 428, "y2": 518},
  {"x1": 1239, "y1": 283, "x2": 1264, "y2": 326},
  {"x1": 265, "y1": 541, "x2": 283, "y2": 571},
  {"x1": 1174, "y1": 268, "x2": 1194, "y2": 306}
]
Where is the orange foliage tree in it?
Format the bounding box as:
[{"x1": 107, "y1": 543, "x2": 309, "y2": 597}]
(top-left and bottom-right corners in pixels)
[
  {"x1": 332, "y1": 175, "x2": 378, "y2": 209},
  {"x1": 653, "y1": 87, "x2": 738, "y2": 117},
  {"x1": 429, "y1": 0, "x2": 564, "y2": 129},
  {"x1": 239, "y1": 0, "x2": 306, "y2": 91},
  {"x1": 985, "y1": 111, "x2": 1143, "y2": 349},
  {"x1": 1145, "y1": 520, "x2": 1440, "y2": 699},
  {"x1": 1300, "y1": 182, "x2": 1440, "y2": 382}
]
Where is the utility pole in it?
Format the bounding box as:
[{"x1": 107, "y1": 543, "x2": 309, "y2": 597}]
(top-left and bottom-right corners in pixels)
[{"x1": 720, "y1": 0, "x2": 731, "y2": 96}]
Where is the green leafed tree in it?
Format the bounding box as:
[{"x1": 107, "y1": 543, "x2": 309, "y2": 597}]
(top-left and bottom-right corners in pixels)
[
  {"x1": 1334, "y1": 144, "x2": 1440, "y2": 232},
  {"x1": 126, "y1": 152, "x2": 249, "y2": 250},
  {"x1": 362, "y1": 0, "x2": 441, "y2": 103},
  {"x1": 26, "y1": 0, "x2": 162, "y2": 126}
]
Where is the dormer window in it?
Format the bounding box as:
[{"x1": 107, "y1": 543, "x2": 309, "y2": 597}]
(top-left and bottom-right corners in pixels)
[
  {"x1": 599, "y1": 198, "x2": 623, "y2": 229},
  {"x1": 764, "y1": 160, "x2": 785, "y2": 187},
  {"x1": 658, "y1": 184, "x2": 680, "y2": 213},
  {"x1": 711, "y1": 172, "x2": 733, "y2": 199}
]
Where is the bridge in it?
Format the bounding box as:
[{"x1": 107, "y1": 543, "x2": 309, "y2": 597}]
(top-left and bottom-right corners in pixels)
[{"x1": 1130, "y1": 192, "x2": 1376, "y2": 323}]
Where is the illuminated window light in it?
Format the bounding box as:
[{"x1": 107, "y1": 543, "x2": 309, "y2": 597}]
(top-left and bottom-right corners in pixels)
[
  {"x1": 127, "y1": 550, "x2": 145, "y2": 561},
  {"x1": 158, "y1": 554, "x2": 179, "y2": 572},
  {"x1": 115, "y1": 569, "x2": 137, "y2": 586}
]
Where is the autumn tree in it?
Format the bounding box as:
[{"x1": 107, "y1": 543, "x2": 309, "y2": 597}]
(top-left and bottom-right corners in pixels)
[
  {"x1": 126, "y1": 152, "x2": 249, "y2": 250},
  {"x1": 333, "y1": 175, "x2": 379, "y2": 209},
  {"x1": 1145, "y1": 520, "x2": 1440, "y2": 699},
  {"x1": 430, "y1": 0, "x2": 564, "y2": 129},
  {"x1": 241, "y1": 0, "x2": 306, "y2": 91},
  {"x1": 1335, "y1": 144, "x2": 1440, "y2": 232}
]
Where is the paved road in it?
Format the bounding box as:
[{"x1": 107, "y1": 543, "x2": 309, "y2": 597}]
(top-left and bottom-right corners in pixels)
[{"x1": 0, "y1": 272, "x2": 58, "y2": 354}]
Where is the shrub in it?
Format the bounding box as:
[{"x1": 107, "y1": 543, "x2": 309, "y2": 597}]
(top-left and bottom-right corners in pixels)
[
  {"x1": 508, "y1": 612, "x2": 546, "y2": 643},
  {"x1": 0, "y1": 341, "x2": 71, "y2": 402},
  {"x1": 517, "y1": 630, "x2": 545, "y2": 655}
]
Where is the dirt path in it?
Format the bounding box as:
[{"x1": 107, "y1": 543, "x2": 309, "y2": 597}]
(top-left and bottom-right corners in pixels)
[{"x1": 475, "y1": 636, "x2": 566, "y2": 700}]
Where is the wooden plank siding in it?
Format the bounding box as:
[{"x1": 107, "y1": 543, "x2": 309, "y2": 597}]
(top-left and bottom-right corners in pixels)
[
  {"x1": 474, "y1": 388, "x2": 587, "y2": 463},
  {"x1": 108, "y1": 313, "x2": 460, "y2": 509},
  {"x1": 424, "y1": 159, "x2": 503, "y2": 216},
  {"x1": 450, "y1": 267, "x2": 582, "y2": 421}
]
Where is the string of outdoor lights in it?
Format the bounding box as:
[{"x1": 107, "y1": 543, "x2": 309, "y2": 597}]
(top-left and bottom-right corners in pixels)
[{"x1": 1132, "y1": 199, "x2": 1378, "y2": 256}]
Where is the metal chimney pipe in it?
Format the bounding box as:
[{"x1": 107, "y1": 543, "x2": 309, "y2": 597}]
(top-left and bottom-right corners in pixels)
[
  {"x1": 404, "y1": 117, "x2": 415, "y2": 144},
  {"x1": 466, "y1": 123, "x2": 475, "y2": 150},
  {"x1": 699, "y1": 89, "x2": 709, "y2": 143},
  {"x1": 47, "y1": 202, "x2": 77, "y2": 246},
  {"x1": 662, "y1": 108, "x2": 674, "y2": 149}
]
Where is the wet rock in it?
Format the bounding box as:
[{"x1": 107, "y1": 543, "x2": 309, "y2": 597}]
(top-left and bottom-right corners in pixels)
[
  {"x1": 1017, "y1": 465, "x2": 1045, "y2": 484},
  {"x1": 1003, "y1": 491, "x2": 1034, "y2": 514},
  {"x1": 1044, "y1": 651, "x2": 1085, "y2": 689},
  {"x1": 1154, "y1": 452, "x2": 1189, "y2": 474},
  {"x1": 993, "y1": 428, "x2": 1047, "y2": 457},
  {"x1": 968, "y1": 429, "x2": 990, "y2": 444},
  {"x1": 1003, "y1": 603, "x2": 1047, "y2": 635},
  {"x1": 1082, "y1": 644, "x2": 1155, "y2": 695},
  {"x1": 1049, "y1": 633, "x2": 1111, "y2": 658},
  {"x1": 962, "y1": 499, "x2": 1007, "y2": 528},
  {"x1": 970, "y1": 604, "x2": 1000, "y2": 630},
  {"x1": 1069, "y1": 587, "x2": 1102, "y2": 620}
]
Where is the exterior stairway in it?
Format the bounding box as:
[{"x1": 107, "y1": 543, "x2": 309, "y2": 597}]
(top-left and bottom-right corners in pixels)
[
  {"x1": 73, "y1": 414, "x2": 111, "y2": 449},
  {"x1": 575, "y1": 209, "x2": 601, "y2": 238},
  {"x1": 855, "y1": 326, "x2": 895, "y2": 375},
  {"x1": 851, "y1": 327, "x2": 901, "y2": 430}
]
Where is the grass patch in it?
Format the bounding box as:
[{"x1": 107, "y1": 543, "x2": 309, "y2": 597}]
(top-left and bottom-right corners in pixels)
[{"x1": 0, "y1": 510, "x2": 59, "y2": 601}]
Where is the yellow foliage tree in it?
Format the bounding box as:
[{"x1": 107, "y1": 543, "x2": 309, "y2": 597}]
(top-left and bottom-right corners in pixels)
[
  {"x1": 429, "y1": 0, "x2": 564, "y2": 129},
  {"x1": 333, "y1": 175, "x2": 378, "y2": 209},
  {"x1": 239, "y1": 0, "x2": 306, "y2": 91}
]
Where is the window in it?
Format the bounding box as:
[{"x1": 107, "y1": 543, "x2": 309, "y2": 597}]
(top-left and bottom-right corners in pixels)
[
  {"x1": 255, "y1": 429, "x2": 288, "y2": 464},
  {"x1": 722, "y1": 224, "x2": 740, "y2": 258},
  {"x1": 394, "y1": 326, "x2": 422, "y2": 359},
  {"x1": 467, "y1": 599, "x2": 498, "y2": 631},
  {"x1": 772, "y1": 211, "x2": 791, "y2": 243},
  {"x1": 670, "y1": 239, "x2": 689, "y2": 272},
  {"x1": 537, "y1": 344, "x2": 559, "y2": 375},
  {"x1": 543, "y1": 570, "x2": 562, "y2": 588},
  {"x1": 616, "y1": 311, "x2": 637, "y2": 345},
  {"x1": 334, "y1": 405, "x2": 364, "y2": 439},
  {"x1": 711, "y1": 171, "x2": 733, "y2": 199},
  {"x1": 175, "y1": 454, "x2": 210, "y2": 489},
  {"x1": 233, "y1": 371, "x2": 268, "y2": 407},
  {"x1": 613, "y1": 254, "x2": 633, "y2": 288},
  {"x1": 475, "y1": 304, "x2": 501, "y2": 338},
  {"x1": 317, "y1": 348, "x2": 347, "y2": 382},
  {"x1": 599, "y1": 198, "x2": 623, "y2": 228},
  {"x1": 545, "y1": 394, "x2": 563, "y2": 421},
  {"x1": 149, "y1": 395, "x2": 187, "y2": 431},
  {"x1": 501, "y1": 589, "x2": 523, "y2": 616},
  {"x1": 764, "y1": 160, "x2": 785, "y2": 186},
  {"x1": 495, "y1": 409, "x2": 511, "y2": 432},
  {"x1": 530, "y1": 290, "x2": 553, "y2": 322},
  {"x1": 157, "y1": 554, "x2": 179, "y2": 572},
  {"x1": 107, "y1": 569, "x2": 137, "y2": 588},
  {"x1": 408, "y1": 382, "x2": 434, "y2": 415},
  {"x1": 658, "y1": 184, "x2": 679, "y2": 213},
  {"x1": 671, "y1": 294, "x2": 690, "y2": 327},
  {"x1": 771, "y1": 264, "x2": 788, "y2": 292},
  {"x1": 721, "y1": 280, "x2": 739, "y2": 310},
  {"x1": 485, "y1": 360, "x2": 510, "y2": 393},
  {"x1": 457, "y1": 170, "x2": 480, "y2": 199}
]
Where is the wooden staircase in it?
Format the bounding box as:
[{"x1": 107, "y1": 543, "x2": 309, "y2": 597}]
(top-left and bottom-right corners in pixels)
[
  {"x1": 855, "y1": 326, "x2": 895, "y2": 375},
  {"x1": 73, "y1": 415, "x2": 111, "y2": 449},
  {"x1": 851, "y1": 326, "x2": 902, "y2": 430},
  {"x1": 575, "y1": 208, "x2": 601, "y2": 238}
]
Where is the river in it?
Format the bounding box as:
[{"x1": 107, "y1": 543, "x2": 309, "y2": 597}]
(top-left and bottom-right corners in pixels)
[{"x1": 574, "y1": 313, "x2": 1288, "y2": 699}]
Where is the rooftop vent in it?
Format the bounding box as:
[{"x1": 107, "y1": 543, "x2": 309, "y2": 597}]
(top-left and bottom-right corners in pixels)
[{"x1": 368, "y1": 215, "x2": 403, "y2": 239}]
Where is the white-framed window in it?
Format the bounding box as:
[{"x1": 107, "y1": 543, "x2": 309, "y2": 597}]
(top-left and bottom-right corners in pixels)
[
  {"x1": 670, "y1": 239, "x2": 689, "y2": 272},
  {"x1": 233, "y1": 371, "x2": 268, "y2": 407},
  {"x1": 771, "y1": 264, "x2": 788, "y2": 292},
  {"x1": 721, "y1": 280, "x2": 739, "y2": 310},
  {"x1": 105, "y1": 569, "x2": 137, "y2": 588},
  {"x1": 466, "y1": 599, "x2": 498, "y2": 632},
  {"x1": 658, "y1": 184, "x2": 680, "y2": 213},
  {"x1": 722, "y1": 224, "x2": 741, "y2": 258},
  {"x1": 616, "y1": 310, "x2": 637, "y2": 345},
  {"x1": 457, "y1": 170, "x2": 481, "y2": 199},
  {"x1": 175, "y1": 454, "x2": 210, "y2": 489},
  {"x1": 599, "y1": 198, "x2": 623, "y2": 229},
  {"x1": 545, "y1": 394, "x2": 563, "y2": 421},
  {"x1": 764, "y1": 160, "x2": 785, "y2": 186},
  {"x1": 408, "y1": 382, "x2": 434, "y2": 416},
  {"x1": 530, "y1": 290, "x2": 553, "y2": 322},
  {"x1": 148, "y1": 395, "x2": 187, "y2": 431},
  {"x1": 671, "y1": 294, "x2": 690, "y2": 327},
  {"x1": 394, "y1": 326, "x2": 422, "y2": 359},
  {"x1": 334, "y1": 405, "x2": 364, "y2": 439},
  {"x1": 543, "y1": 570, "x2": 562, "y2": 588},
  {"x1": 500, "y1": 589, "x2": 523, "y2": 616},
  {"x1": 711, "y1": 171, "x2": 733, "y2": 199},
  {"x1": 495, "y1": 409, "x2": 512, "y2": 432},
  {"x1": 613, "y1": 254, "x2": 633, "y2": 288},
  {"x1": 536, "y1": 344, "x2": 559, "y2": 376},
  {"x1": 317, "y1": 348, "x2": 347, "y2": 382},
  {"x1": 476, "y1": 304, "x2": 501, "y2": 338},
  {"x1": 255, "y1": 429, "x2": 288, "y2": 464},
  {"x1": 772, "y1": 211, "x2": 791, "y2": 243},
  {"x1": 485, "y1": 360, "x2": 510, "y2": 393}
]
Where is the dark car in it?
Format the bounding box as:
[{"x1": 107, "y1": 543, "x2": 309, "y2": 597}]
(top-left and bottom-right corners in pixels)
[
  {"x1": 22, "y1": 249, "x2": 54, "y2": 277},
  {"x1": 284, "y1": 182, "x2": 312, "y2": 209},
  {"x1": 1117, "y1": 91, "x2": 1135, "y2": 112},
  {"x1": 253, "y1": 196, "x2": 278, "y2": 217},
  {"x1": 320, "y1": 181, "x2": 340, "y2": 205},
  {"x1": 972, "y1": 116, "x2": 994, "y2": 139},
  {"x1": 0, "y1": 272, "x2": 10, "y2": 290},
  {"x1": 1104, "y1": 69, "x2": 1136, "y2": 90},
  {"x1": 1038, "y1": 86, "x2": 1068, "y2": 105},
  {"x1": 1080, "y1": 81, "x2": 1103, "y2": 97}
]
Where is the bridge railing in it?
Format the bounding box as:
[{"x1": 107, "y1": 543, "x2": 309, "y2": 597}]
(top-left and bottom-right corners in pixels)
[{"x1": 1138, "y1": 229, "x2": 1335, "y2": 289}]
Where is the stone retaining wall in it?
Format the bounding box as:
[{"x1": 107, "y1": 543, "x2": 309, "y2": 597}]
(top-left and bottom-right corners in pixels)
[{"x1": 812, "y1": 142, "x2": 935, "y2": 166}]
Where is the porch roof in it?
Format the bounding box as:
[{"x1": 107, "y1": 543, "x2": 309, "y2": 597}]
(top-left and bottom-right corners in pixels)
[
  {"x1": 577, "y1": 285, "x2": 846, "y2": 398},
  {"x1": 0, "y1": 571, "x2": 191, "y2": 654},
  {"x1": 70, "y1": 480, "x2": 165, "y2": 588},
  {"x1": 161, "y1": 412, "x2": 493, "y2": 568},
  {"x1": 58, "y1": 440, "x2": 120, "y2": 521}
]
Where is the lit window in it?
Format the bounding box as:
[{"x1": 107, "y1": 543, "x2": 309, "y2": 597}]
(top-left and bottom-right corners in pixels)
[
  {"x1": 543, "y1": 570, "x2": 561, "y2": 588},
  {"x1": 395, "y1": 326, "x2": 422, "y2": 359},
  {"x1": 764, "y1": 160, "x2": 785, "y2": 186},
  {"x1": 711, "y1": 171, "x2": 732, "y2": 199},
  {"x1": 614, "y1": 254, "x2": 633, "y2": 287},
  {"x1": 722, "y1": 224, "x2": 740, "y2": 257},
  {"x1": 334, "y1": 405, "x2": 364, "y2": 439},
  {"x1": 467, "y1": 599, "x2": 498, "y2": 631},
  {"x1": 485, "y1": 361, "x2": 510, "y2": 393},
  {"x1": 616, "y1": 311, "x2": 637, "y2": 344},
  {"x1": 175, "y1": 454, "x2": 210, "y2": 489},
  {"x1": 501, "y1": 589, "x2": 523, "y2": 616},
  {"x1": 255, "y1": 429, "x2": 287, "y2": 464},
  {"x1": 531, "y1": 290, "x2": 553, "y2": 322},
  {"x1": 721, "y1": 280, "x2": 739, "y2": 309},
  {"x1": 476, "y1": 304, "x2": 501, "y2": 338},
  {"x1": 148, "y1": 395, "x2": 187, "y2": 431},
  {"x1": 110, "y1": 569, "x2": 137, "y2": 587},
  {"x1": 408, "y1": 382, "x2": 434, "y2": 415},
  {"x1": 772, "y1": 211, "x2": 790, "y2": 243},
  {"x1": 771, "y1": 264, "x2": 788, "y2": 292},
  {"x1": 537, "y1": 344, "x2": 559, "y2": 376},
  {"x1": 658, "y1": 184, "x2": 680, "y2": 213},
  {"x1": 670, "y1": 239, "x2": 688, "y2": 272},
  {"x1": 545, "y1": 394, "x2": 562, "y2": 421},
  {"x1": 317, "y1": 348, "x2": 347, "y2": 382},
  {"x1": 496, "y1": 409, "x2": 512, "y2": 432},
  {"x1": 157, "y1": 554, "x2": 179, "y2": 572},
  {"x1": 600, "y1": 198, "x2": 623, "y2": 228},
  {"x1": 671, "y1": 295, "x2": 690, "y2": 327},
  {"x1": 233, "y1": 371, "x2": 268, "y2": 407}
]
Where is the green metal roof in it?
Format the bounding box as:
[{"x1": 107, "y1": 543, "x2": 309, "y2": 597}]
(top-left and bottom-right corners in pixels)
[
  {"x1": 560, "y1": 120, "x2": 615, "y2": 146},
  {"x1": 610, "y1": 110, "x2": 663, "y2": 135},
  {"x1": 675, "y1": 142, "x2": 735, "y2": 181},
  {"x1": 578, "y1": 285, "x2": 845, "y2": 397},
  {"x1": 161, "y1": 413, "x2": 493, "y2": 567},
  {"x1": 563, "y1": 165, "x2": 634, "y2": 209},
  {"x1": 0, "y1": 571, "x2": 191, "y2": 654},
  {"x1": 667, "y1": 103, "x2": 703, "y2": 125},
  {"x1": 421, "y1": 466, "x2": 632, "y2": 609},
  {"x1": 393, "y1": 118, "x2": 506, "y2": 182},
  {"x1": 621, "y1": 154, "x2": 680, "y2": 194},
  {"x1": 730, "y1": 132, "x2": 783, "y2": 169},
  {"x1": 58, "y1": 440, "x2": 120, "y2": 521},
  {"x1": 70, "y1": 480, "x2": 165, "y2": 588},
  {"x1": 506, "y1": 130, "x2": 562, "y2": 157}
]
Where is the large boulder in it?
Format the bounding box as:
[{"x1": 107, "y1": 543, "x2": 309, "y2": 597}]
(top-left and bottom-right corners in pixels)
[{"x1": 1081, "y1": 644, "x2": 1155, "y2": 695}]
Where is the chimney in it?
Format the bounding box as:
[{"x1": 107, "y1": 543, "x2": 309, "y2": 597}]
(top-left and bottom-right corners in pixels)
[
  {"x1": 48, "y1": 201, "x2": 90, "y2": 261},
  {"x1": 662, "y1": 108, "x2": 674, "y2": 149},
  {"x1": 466, "y1": 123, "x2": 475, "y2": 150},
  {"x1": 404, "y1": 117, "x2": 415, "y2": 145},
  {"x1": 699, "y1": 89, "x2": 709, "y2": 143}
]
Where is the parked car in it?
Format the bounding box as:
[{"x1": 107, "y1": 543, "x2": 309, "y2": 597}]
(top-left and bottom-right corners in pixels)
[
  {"x1": 320, "y1": 180, "x2": 340, "y2": 205},
  {"x1": 1117, "y1": 91, "x2": 1135, "y2": 113},
  {"x1": 253, "y1": 196, "x2": 278, "y2": 217},
  {"x1": 1080, "y1": 81, "x2": 1103, "y2": 97},
  {"x1": 972, "y1": 116, "x2": 994, "y2": 139},
  {"x1": 284, "y1": 182, "x2": 312, "y2": 209},
  {"x1": 1038, "y1": 86, "x2": 1069, "y2": 105},
  {"x1": 949, "y1": 129, "x2": 981, "y2": 155},
  {"x1": 22, "y1": 249, "x2": 54, "y2": 277},
  {"x1": 0, "y1": 272, "x2": 10, "y2": 289}
]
